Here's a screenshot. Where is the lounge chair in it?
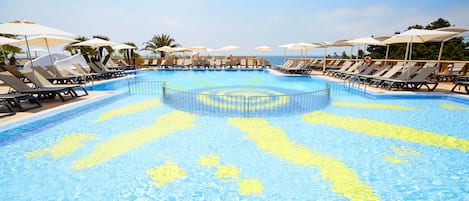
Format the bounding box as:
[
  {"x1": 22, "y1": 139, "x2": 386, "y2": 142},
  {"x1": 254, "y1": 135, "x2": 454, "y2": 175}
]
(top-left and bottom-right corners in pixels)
[
  {"x1": 326, "y1": 61, "x2": 353, "y2": 76},
  {"x1": 3, "y1": 65, "x2": 26, "y2": 81},
  {"x1": 32, "y1": 66, "x2": 83, "y2": 84},
  {"x1": 342, "y1": 63, "x2": 379, "y2": 80},
  {"x1": 0, "y1": 99, "x2": 15, "y2": 117},
  {"x1": 334, "y1": 61, "x2": 364, "y2": 78},
  {"x1": 381, "y1": 66, "x2": 439, "y2": 91},
  {"x1": 20, "y1": 70, "x2": 88, "y2": 97},
  {"x1": 434, "y1": 63, "x2": 466, "y2": 81},
  {"x1": 0, "y1": 71, "x2": 75, "y2": 101},
  {"x1": 89, "y1": 62, "x2": 124, "y2": 78},
  {"x1": 72, "y1": 63, "x2": 104, "y2": 80},
  {"x1": 0, "y1": 93, "x2": 41, "y2": 111},
  {"x1": 375, "y1": 65, "x2": 421, "y2": 88},
  {"x1": 150, "y1": 59, "x2": 159, "y2": 67},
  {"x1": 141, "y1": 59, "x2": 150, "y2": 67},
  {"x1": 367, "y1": 62, "x2": 407, "y2": 86},
  {"x1": 451, "y1": 81, "x2": 469, "y2": 94},
  {"x1": 352, "y1": 64, "x2": 391, "y2": 83},
  {"x1": 94, "y1": 61, "x2": 125, "y2": 76},
  {"x1": 45, "y1": 65, "x2": 86, "y2": 84}
]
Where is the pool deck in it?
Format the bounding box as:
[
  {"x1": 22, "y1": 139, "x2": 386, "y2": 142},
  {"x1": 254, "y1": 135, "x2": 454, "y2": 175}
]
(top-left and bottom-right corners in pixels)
[{"x1": 0, "y1": 69, "x2": 467, "y2": 125}]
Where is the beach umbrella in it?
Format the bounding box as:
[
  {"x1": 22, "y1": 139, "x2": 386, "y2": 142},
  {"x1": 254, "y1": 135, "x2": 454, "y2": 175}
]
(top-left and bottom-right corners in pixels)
[
  {"x1": 255, "y1": 45, "x2": 272, "y2": 66},
  {"x1": 29, "y1": 48, "x2": 48, "y2": 58},
  {"x1": 0, "y1": 36, "x2": 19, "y2": 63},
  {"x1": 190, "y1": 46, "x2": 208, "y2": 52},
  {"x1": 313, "y1": 40, "x2": 352, "y2": 72},
  {"x1": 112, "y1": 43, "x2": 137, "y2": 65},
  {"x1": 383, "y1": 29, "x2": 459, "y2": 62},
  {"x1": 433, "y1": 27, "x2": 468, "y2": 66},
  {"x1": 72, "y1": 38, "x2": 117, "y2": 48},
  {"x1": 288, "y1": 42, "x2": 319, "y2": 61},
  {"x1": 112, "y1": 43, "x2": 137, "y2": 50},
  {"x1": 278, "y1": 43, "x2": 295, "y2": 63},
  {"x1": 13, "y1": 34, "x2": 77, "y2": 66},
  {"x1": 383, "y1": 28, "x2": 459, "y2": 78},
  {"x1": 218, "y1": 45, "x2": 239, "y2": 56},
  {"x1": 346, "y1": 36, "x2": 386, "y2": 61},
  {"x1": 217, "y1": 45, "x2": 239, "y2": 59},
  {"x1": 0, "y1": 19, "x2": 74, "y2": 68},
  {"x1": 373, "y1": 36, "x2": 391, "y2": 62},
  {"x1": 73, "y1": 38, "x2": 118, "y2": 61}
]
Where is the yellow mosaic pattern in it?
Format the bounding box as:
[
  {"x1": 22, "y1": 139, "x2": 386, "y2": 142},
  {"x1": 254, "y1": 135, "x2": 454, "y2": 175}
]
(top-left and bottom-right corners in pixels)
[
  {"x1": 196, "y1": 88, "x2": 289, "y2": 110},
  {"x1": 441, "y1": 103, "x2": 469, "y2": 110},
  {"x1": 302, "y1": 112, "x2": 469, "y2": 152},
  {"x1": 148, "y1": 160, "x2": 187, "y2": 188},
  {"x1": 26, "y1": 133, "x2": 96, "y2": 159},
  {"x1": 198, "y1": 154, "x2": 263, "y2": 196},
  {"x1": 73, "y1": 111, "x2": 197, "y2": 169},
  {"x1": 228, "y1": 118, "x2": 378, "y2": 201},
  {"x1": 94, "y1": 99, "x2": 161, "y2": 122}
]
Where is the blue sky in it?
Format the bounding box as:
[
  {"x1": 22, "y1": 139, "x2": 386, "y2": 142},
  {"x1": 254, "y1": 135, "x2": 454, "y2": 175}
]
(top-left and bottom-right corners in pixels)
[{"x1": 1, "y1": 0, "x2": 469, "y2": 56}]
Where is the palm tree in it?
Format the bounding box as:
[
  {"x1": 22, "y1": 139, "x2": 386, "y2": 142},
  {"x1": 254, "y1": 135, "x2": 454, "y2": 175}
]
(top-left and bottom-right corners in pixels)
[
  {"x1": 118, "y1": 42, "x2": 139, "y2": 65},
  {"x1": 1, "y1": 44, "x2": 22, "y2": 65},
  {"x1": 93, "y1": 35, "x2": 114, "y2": 61},
  {"x1": 143, "y1": 34, "x2": 180, "y2": 57},
  {"x1": 0, "y1": 34, "x2": 21, "y2": 64}
]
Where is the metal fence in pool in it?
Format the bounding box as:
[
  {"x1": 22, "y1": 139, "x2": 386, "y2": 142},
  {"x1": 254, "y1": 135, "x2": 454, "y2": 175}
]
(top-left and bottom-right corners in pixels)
[{"x1": 127, "y1": 80, "x2": 336, "y2": 117}]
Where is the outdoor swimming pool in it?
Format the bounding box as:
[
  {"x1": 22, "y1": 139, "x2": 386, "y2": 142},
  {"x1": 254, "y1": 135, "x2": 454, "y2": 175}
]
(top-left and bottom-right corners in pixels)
[{"x1": 1, "y1": 70, "x2": 468, "y2": 200}]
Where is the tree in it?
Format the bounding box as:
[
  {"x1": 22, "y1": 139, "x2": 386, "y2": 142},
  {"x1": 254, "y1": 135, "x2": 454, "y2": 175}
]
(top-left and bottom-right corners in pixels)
[
  {"x1": 143, "y1": 34, "x2": 180, "y2": 57},
  {"x1": 64, "y1": 36, "x2": 96, "y2": 56},
  {"x1": 0, "y1": 34, "x2": 22, "y2": 64},
  {"x1": 368, "y1": 18, "x2": 469, "y2": 61},
  {"x1": 426, "y1": 18, "x2": 451, "y2": 30},
  {"x1": 118, "y1": 42, "x2": 139, "y2": 65},
  {"x1": 341, "y1": 51, "x2": 348, "y2": 59},
  {"x1": 93, "y1": 35, "x2": 114, "y2": 62}
]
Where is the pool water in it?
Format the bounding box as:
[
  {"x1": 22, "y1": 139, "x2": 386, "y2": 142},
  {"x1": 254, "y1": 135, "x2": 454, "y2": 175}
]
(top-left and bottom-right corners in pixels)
[{"x1": 1, "y1": 70, "x2": 468, "y2": 200}]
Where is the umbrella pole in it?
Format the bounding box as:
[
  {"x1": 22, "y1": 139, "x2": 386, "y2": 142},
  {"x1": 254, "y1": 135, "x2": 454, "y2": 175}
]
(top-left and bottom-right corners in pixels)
[
  {"x1": 24, "y1": 36, "x2": 34, "y2": 68},
  {"x1": 322, "y1": 47, "x2": 327, "y2": 73},
  {"x1": 437, "y1": 41, "x2": 444, "y2": 68},
  {"x1": 283, "y1": 48, "x2": 286, "y2": 64},
  {"x1": 384, "y1": 45, "x2": 389, "y2": 64},
  {"x1": 45, "y1": 39, "x2": 54, "y2": 66},
  {"x1": 24, "y1": 35, "x2": 39, "y2": 85}
]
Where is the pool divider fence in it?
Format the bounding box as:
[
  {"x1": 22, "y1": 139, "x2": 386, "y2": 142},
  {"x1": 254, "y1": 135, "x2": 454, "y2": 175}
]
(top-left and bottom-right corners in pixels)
[{"x1": 127, "y1": 80, "x2": 366, "y2": 116}]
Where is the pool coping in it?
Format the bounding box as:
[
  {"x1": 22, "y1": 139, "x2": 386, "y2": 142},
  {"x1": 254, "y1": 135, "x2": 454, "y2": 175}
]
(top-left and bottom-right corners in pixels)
[{"x1": 0, "y1": 91, "x2": 128, "y2": 134}]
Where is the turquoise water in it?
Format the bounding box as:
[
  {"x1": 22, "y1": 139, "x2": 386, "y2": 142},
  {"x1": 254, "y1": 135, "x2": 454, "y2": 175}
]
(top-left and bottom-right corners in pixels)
[{"x1": 1, "y1": 70, "x2": 468, "y2": 200}]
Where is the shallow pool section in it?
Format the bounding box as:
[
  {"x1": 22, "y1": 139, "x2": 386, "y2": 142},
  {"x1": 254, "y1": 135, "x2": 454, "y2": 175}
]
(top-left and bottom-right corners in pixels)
[{"x1": 1, "y1": 70, "x2": 468, "y2": 200}]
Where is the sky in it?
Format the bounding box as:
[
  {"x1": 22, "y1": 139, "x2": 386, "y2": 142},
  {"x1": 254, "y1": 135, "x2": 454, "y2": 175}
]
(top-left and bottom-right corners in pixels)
[{"x1": 1, "y1": 0, "x2": 469, "y2": 57}]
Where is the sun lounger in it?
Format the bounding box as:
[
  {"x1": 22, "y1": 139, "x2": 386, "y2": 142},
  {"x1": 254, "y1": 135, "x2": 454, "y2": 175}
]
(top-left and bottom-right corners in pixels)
[
  {"x1": 451, "y1": 81, "x2": 469, "y2": 94},
  {"x1": 72, "y1": 63, "x2": 103, "y2": 80},
  {"x1": 434, "y1": 63, "x2": 466, "y2": 81},
  {"x1": 89, "y1": 62, "x2": 124, "y2": 78},
  {"x1": 352, "y1": 64, "x2": 391, "y2": 83},
  {"x1": 0, "y1": 99, "x2": 15, "y2": 117},
  {"x1": 0, "y1": 93, "x2": 41, "y2": 111},
  {"x1": 20, "y1": 70, "x2": 88, "y2": 97},
  {"x1": 142, "y1": 59, "x2": 150, "y2": 67},
  {"x1": 0, "y1": 71, "x2": 75, "y2": 101},
  {"x1": 342, "y1": 63, "x2": 379, "y2": 80},
  {"x1": 3, "y1": 65, "x2": 26, "y2": 80},
  {"x1": 45, "y1": 65, "x2": 86, "y2": 83},
  {"x1": 367, "y1": 62, "x2": 407, "y2": 86},
  {"x1": 381, "y1": 66, "x2": 439, "y2": 91},
  {"x1": 326, "y1": 61, "x2": 353, "y2": 76},
  {"x1": 375, "y1": 65, "x2": 421, "y2": 88},
  {"x1": 94, "y1": 61, "x2": 126, "y2": 76},
  {"x1": 334, "y1": 61, "x2": 364, "y2": 78}
]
